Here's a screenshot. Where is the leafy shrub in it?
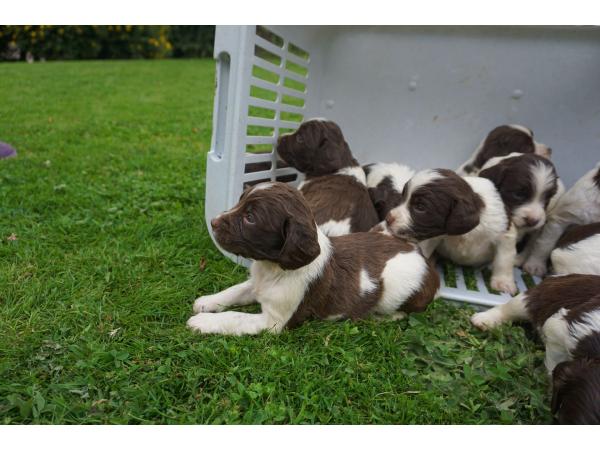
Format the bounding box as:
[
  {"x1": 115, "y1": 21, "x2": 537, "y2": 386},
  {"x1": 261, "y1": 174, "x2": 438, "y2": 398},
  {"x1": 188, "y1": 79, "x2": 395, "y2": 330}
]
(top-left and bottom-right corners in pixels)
[
  {"x1": 0, "y1": 25, "x2": 215, "y2": 61},
  {"x1": 168, "y1": 26, "x2": 215, "y2": 58}
]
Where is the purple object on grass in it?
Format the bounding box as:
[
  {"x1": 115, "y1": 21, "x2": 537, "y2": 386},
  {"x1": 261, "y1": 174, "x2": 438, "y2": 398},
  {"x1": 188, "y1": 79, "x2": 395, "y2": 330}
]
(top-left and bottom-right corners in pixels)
[{"x1": 0, "y1": 142, "x2": 17, "y2": 159}]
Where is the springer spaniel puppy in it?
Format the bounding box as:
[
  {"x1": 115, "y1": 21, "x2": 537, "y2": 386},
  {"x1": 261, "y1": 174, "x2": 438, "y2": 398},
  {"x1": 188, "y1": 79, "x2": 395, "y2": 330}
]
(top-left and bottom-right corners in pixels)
[
  {"x1": 471, "y1": 274, "x2": 600, "y2": 424},
  {"x1": 457, "y1": 124, "x2": 552, "y2": 176},
  {"x1": 384, "y1": 168, "x2": 519, "y2": 294},
  {"x1": 364, "y1": 162, "x2": 415, "y2": 221},
  {"x1": 478, "y1": 153, "x2": 560, "y2": 238},
  {"x1": 550, "y1": 222, "x2": 600, "y2": 276},
  {"x1": 276, "y1": 119, "x2": 379, "y2": 236},
  {"x1": 187, "y1": 182, "x2": 439, "y2": 335},
  {"x1": 522, "y1": 163, "x2": 600, "y2": 276}
]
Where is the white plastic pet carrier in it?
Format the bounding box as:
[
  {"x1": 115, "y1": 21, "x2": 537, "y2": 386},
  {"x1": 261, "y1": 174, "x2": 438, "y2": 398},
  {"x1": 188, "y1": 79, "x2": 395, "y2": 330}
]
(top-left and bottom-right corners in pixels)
[{"x1": 205, "y1": 25, "x2": 600, "y2": 307}]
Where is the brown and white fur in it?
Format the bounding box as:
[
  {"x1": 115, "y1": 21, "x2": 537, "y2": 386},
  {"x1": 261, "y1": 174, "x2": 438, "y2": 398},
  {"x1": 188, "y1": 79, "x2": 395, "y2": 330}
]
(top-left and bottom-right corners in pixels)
[
  {"x1": 457, "y1": 124, "x2": 552, "y2": 176},
  {"x1": 385, "y1": 168, "x2": 519, "y2": 294},
  {"x1": 364, "y1": 162, "x2": 415, "y2": 221},
  {"x1": 187, "y1": 182, "x2": 439, "y2": 335},
  {"x1": 522, "y1": 163, "x2": 600, "y2": 276},
  {"x1": 276, "y1": 119, "x2": 378, "y2": 236},
  {"x1": 471, "y1": 274, "x2": 600, "y2": 424},
  {"x1": 550, "y1": 222, "x2": 600, "y2": 276}
]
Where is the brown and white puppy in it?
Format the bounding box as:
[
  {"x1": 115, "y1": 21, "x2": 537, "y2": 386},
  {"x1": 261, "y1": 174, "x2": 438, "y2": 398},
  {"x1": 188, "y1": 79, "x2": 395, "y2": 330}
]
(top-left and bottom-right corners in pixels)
[
  {"x1": 550, "y1": 222, "x2": 600, "y2": 276},
  {"x1": 364, "y1": 162, "x2": 415, "y2": 221},
  {"x1": 478, "y1": 153, "x2": 559, "y2": 234},
  {"x1": 276, "y1": 119, "x2": 379, "y2": 236},
  {"x1": 385, "y1": 168, "x2": 519, "y2": 294},
  {"x1": 471, "y1": 274, "x2": 600, "y2": 424},
  {"x1": 457, "y1": 124, "x2": 552, "y2": 176},
  {"x1": 522, "y1": 163, "x2": 600, "y2": 276},
  {"x1": 187, "y1": 182, "x2": 439, "y2": 335}
]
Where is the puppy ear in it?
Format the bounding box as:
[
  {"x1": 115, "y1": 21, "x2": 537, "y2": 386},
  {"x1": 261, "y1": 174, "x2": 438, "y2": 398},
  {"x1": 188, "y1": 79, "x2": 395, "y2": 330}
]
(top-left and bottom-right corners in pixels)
[
  {"x1": 368, "y1": 186, "x2": 388, "y2": 221},
  {"x1": 278, "y1": 216, "x2": 321, "y2": 270},
  {"x1": 445, "y1": 193, "x2": 482, "y2": 235},
  {"x1": 551, "y1": 361, "x2": 575, "y2": 415},
  {"x1": 479, "y1": 162, "x2": 507, "y2": 189}
]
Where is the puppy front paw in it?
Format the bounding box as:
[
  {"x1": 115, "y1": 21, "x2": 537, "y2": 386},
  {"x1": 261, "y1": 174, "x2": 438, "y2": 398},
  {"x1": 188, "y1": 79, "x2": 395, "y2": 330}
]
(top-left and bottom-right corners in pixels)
[
  {"x1": 471, "y1": 309, "x2": 503, "y2": 331},
  {"x1": 193, "y1": 295, "x2": 225, "y2": 313},
  {"x1": 514, "y1": 252, "x2": 527, "y2": 267},
  {"x1": 523, "y1": 259, "x2": 547, "y2": 277},
  {"x1": 187, "y1": 313, "x2": 221, "y2": 334},
  {"x1": 490, "y1": 276, "x2": 517, "y2": 295}
]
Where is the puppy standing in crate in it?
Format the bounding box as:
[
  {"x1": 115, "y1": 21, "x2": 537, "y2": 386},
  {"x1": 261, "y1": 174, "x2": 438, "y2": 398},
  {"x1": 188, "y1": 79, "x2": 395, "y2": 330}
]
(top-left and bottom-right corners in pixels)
[
  {"x1": 276, "y1": 119, "x2": 379, "y2": 236},
  {"x1": 187, "y1": 182, "x2": 439, "y2": 335},
  {"x1": 471, "y1": 275, "x2": 600, "y2": 424}
]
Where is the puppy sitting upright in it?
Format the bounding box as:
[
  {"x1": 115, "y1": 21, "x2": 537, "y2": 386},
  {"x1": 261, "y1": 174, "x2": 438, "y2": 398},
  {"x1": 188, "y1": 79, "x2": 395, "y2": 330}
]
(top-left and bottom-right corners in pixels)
[
  {"x1": 478, "y1": 153, "x2": 559, "y2": 236},
  {"x1": 277, "y1": 119, "x2": 379, "y2": 236},
  {"x1": 522, "y1": 163, "x2": 600, "y2": 276},
  {"x1": 187, "y1": 182, "x2": 439, "y2": 335},
  {"x1": 385, "y1": 169, "x2": 519, "y2": 294},
  {"x1": 457, "y1": 124, "x2": 552, "y2": 176}
]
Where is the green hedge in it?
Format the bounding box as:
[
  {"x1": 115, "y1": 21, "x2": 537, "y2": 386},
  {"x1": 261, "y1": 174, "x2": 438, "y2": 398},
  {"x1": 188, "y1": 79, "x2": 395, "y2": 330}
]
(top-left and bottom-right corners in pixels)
[{"x1": 0, "y1": 26, "x2": 215, "y2": 61}]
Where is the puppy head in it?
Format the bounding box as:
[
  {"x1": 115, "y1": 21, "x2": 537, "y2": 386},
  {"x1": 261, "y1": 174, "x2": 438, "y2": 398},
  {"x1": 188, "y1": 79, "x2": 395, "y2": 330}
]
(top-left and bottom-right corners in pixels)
[
  {"x1": 552, "y1": 358, "x2": 600, "y2": 425},
  {"x1": 276, "y1": 119, "x2": 357, "y2": 176},
  {"x1": 470, "y1": 124, "x2": 551, "y2": 171},
  {"x1": 210, "y1": 182, "x2": 320, "y2": 270},
  {"x1": 479, "y1": 154, "x2": 558, "y2": 230},
  {"x1": 385, "y1": 169, "x2": 483, "y2": 240},
  {"x1": 365, "y1": 163, "x2": 415, "y2": 221}
]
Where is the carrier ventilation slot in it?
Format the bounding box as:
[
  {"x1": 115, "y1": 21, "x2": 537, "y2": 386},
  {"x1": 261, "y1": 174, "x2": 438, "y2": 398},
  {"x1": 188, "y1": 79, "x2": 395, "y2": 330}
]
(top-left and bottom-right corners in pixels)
[
  {"x1": 244, "y1": 25, "x2": 310, "y2": 188},
  {"x1": 437, "y1": 260, "x2": 541, "y2": 308}
]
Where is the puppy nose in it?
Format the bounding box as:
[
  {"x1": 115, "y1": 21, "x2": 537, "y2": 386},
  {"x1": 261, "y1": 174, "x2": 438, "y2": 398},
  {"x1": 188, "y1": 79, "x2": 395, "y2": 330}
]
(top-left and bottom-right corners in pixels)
[
  {"x1": 546, "y1": 147, "x2": 553, "y2": 157},
  {"x1": 385, "y1": 214, "x2": 396, "y2": 227},
  {"x1": 210, "y1": 217, "x2": 222, "y2": 229},
  {"x1": 525, "y1": 217, "x2": 540, "y2": 227}
]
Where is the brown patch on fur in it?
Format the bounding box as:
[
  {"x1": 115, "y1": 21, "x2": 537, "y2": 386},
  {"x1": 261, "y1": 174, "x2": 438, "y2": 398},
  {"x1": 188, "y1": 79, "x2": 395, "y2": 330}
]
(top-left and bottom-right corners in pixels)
[
  {"x1": 472, "y1": 125, "x2": 535, "y2": 171},
  {"x1": 286, "y1": 233, "x2": 438, "y2": 328},
  {"x1": 368, "y1": 176, "x2": 405, "y2": 221},
  {"x1": 524, "y1": 274, "x2": 600, "y2": 327},
  {"x1": 479, "y1": 153, "x2": 558, "y2": 215},
  {"x1": 552, "y1": 358, "x2": 600, "y2": 424},
  {"x1": 300, "y1": 175, "x2": 379, "y2": 233},
  {"x1": 556, "y1": 222, "x2": 600, "y2": 249},
  {"x1": 211, "y1": 183, "x2": 320, "y2": 270},
  {"x1": 400, "y1": 258, "x2": 440, "y2": 314},
  {"x1": 393, "y1": 169, "x2": 484, "y2": 240}
]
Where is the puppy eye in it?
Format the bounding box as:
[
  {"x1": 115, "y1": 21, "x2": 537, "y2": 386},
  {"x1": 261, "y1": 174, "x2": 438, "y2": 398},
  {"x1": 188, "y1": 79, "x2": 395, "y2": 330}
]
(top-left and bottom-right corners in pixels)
[
  {"x1": 413, "y1": 201, "x2": 426, "y2": 213},
  {"x1": 243, "y1": 212, "x2": 255, "y2": 224},
  {"x1": 513, "y1": 190, "x2": 527, "y2": 201}
]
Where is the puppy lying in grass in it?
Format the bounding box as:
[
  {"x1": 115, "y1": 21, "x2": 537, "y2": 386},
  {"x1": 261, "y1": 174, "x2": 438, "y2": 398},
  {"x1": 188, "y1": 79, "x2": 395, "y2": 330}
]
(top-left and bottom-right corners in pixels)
[
  {"x1": 188, "y1": 182, "x2": 439, "y2": 335},
  {"x1": 471, "y1": 274, "x2": 600, "y2": 424}
]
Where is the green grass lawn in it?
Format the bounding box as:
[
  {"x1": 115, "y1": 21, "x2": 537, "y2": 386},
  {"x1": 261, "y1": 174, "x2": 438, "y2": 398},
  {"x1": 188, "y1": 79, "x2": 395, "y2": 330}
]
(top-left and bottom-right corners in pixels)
[{"x1": 0, "y1": 59, "x2": 551, "y2": 424}]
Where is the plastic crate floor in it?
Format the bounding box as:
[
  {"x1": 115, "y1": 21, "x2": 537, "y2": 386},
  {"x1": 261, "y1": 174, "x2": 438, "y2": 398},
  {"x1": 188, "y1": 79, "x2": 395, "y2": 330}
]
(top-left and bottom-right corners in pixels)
[{"x1": 436, "y1": 260, "x2": 541, "y2": 307}]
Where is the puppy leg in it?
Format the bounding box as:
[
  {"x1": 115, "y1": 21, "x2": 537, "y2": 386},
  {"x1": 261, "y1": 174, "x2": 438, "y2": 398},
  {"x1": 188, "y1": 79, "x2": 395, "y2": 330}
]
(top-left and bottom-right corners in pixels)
[
  {"x1": 541, "y1": 308, "x2": 572, "y2": 374},
  {"x1": 471, "y1": 293, "x2": 529, "y2": 330},
  {"x1": 490, "y1": 223, "x2": 518, "y2": 295},
  {"x1": 193, "y1": 279, "x2": 255, "y2": 313},
  {"x1": 187, "y1": 311, "x2": 279, "y2": 335},
  {"x1": 515, "y1": 229, "x2": 540, "y2": 267},
  {"x1": 523, "y1": 219, "x2": 569, "y2": 277}
]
